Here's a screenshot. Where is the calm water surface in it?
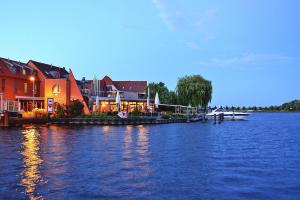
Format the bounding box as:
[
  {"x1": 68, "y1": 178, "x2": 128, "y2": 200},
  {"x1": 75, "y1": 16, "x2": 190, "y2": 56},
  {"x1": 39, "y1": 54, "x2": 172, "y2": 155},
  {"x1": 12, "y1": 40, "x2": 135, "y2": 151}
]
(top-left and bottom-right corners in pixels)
[{"x1": 0, "y1": 113, "x2": 300, "y2": 199}]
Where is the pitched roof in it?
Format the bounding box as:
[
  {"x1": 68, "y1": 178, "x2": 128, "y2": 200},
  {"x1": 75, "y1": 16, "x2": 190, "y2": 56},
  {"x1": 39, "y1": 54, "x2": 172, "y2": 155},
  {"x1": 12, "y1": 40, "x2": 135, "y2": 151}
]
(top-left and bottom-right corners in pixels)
[
  {"x1": 0, "y1": 57, "x2": 35, "y2": 79},
  {"x1": 102, "y1": 75, "x2": 114, "y2": 85},
  {"x1": 82, "y1": 77, "x2": 147, "y2": 93},
  {"x1": 29, "y1": 60, "x2": 69, "y2": 79},
  {"x1": 113, "y1": 81, "x2": 147, "y2": 93}
]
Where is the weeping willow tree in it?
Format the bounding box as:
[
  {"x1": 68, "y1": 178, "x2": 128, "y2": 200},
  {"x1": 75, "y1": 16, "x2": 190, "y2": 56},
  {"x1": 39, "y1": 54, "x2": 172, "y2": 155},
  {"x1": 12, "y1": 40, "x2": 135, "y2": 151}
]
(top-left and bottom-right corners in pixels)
[{"x1": 176, "y1": 75, "x2": 212, "y2": 107}]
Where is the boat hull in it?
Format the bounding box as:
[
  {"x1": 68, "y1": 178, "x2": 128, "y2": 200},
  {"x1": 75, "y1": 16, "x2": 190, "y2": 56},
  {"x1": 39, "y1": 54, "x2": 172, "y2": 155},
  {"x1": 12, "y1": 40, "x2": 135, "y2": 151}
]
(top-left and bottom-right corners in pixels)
[{"x1": 206, "y1": 113, "x2": 249, "y2": 120}]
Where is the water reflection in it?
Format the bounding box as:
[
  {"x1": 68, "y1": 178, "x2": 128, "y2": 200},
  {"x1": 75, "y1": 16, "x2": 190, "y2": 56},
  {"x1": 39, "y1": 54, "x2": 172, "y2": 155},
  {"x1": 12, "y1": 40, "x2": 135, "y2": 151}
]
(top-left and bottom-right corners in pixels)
[
  {"x1": 124, "y1": 125, "x2": 133, "y2": 158},
  {"x1": 136, "y1": 125, "x2": 152, "y2": 188},
  {"x1": 136, "y1": 125, "x2": 150, "y2": 158},
  {"x1": 20, "y1": 126, "x2": 44, "y2": 200},
  {"x1": 102, "y1": 126, "x2": 111, "y2": 134}
]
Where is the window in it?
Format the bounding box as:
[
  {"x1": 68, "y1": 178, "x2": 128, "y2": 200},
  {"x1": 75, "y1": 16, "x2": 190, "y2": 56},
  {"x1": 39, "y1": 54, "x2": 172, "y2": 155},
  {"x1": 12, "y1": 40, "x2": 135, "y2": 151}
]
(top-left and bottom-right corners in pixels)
[
  {"x1": 1, "y1": 79, "x2": 5, "y2": 92},
  {"x1": 22, "y1": 69, "x2": 26, "y2": 75},
  {"x1": 34, "y1": 84, "x2": 37, "y2": 95},
  {"x1": 49, "y1": 71, "x2": 60, "y2": 78},
  {"x1": 7, "y1": 64, "x2": 16, "y2": 74},
  {"x1": 24, "y1": 83, "x2": 28, "y2": 94},
  {"x1": 14, "y1": 80, "x2": 17, "y2": 93}
]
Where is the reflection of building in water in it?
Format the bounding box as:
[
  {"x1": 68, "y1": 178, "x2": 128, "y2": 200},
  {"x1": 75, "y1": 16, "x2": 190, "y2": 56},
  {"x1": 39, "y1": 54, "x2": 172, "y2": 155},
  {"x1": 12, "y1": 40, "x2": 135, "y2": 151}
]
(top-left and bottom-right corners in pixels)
[
  {"x1": 21, "y1": 127, "x2": 43, "y2": 200},
  {"x1": 123, "y1": 125, "x2": 133, "y2": 161},
  {"x1": 137, "y1": 125, "x2": 150, "y2": 158},
  {"x1": 102, "y1": 126, "x2": 111, "y2": 134},
  {"x1": 136, "y1": 125, "x2": 152, "y2": 179}
]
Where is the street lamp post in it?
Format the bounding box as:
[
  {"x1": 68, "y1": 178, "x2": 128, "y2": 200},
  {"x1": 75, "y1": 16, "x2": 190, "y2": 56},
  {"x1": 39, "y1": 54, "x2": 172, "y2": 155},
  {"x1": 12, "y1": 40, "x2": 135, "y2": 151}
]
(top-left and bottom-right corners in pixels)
[{"x1": 30, "y1": 76, "x2": 35, "y2": 110}]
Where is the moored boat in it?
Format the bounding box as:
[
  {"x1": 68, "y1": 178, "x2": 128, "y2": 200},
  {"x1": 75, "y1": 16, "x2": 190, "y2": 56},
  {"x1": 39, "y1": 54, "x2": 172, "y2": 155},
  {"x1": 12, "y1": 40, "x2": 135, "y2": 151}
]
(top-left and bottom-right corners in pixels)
[{"x1": 206, "y1": 108, "x2": 250, "y2": 120}]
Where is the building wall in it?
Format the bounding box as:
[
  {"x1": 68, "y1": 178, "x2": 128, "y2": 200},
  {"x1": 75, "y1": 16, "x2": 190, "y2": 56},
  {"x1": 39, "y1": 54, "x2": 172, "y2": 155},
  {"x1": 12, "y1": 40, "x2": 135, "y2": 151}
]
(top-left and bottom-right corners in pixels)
[
  {"x1": 69, "y1": 69, "x2": 90, "y2": 114},
  {"x1": 0, "y1": 75, "x2": 39, "y2": 100},
  {"x1": 27, "y1": 61, "x2": 46, "y2": 97},
  {"x1": 44, "y1": 79, "x2": 69, "y2": 106}
]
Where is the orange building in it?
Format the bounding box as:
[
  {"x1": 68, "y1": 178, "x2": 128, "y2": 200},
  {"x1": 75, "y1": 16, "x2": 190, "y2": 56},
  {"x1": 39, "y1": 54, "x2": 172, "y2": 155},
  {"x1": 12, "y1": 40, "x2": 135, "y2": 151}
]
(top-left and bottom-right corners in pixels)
[
  {"x1": 27, "y1": 60, "x2": 90, "y2": 114},
  {"x1": 0, "y1": 57, "x2": 39, "y2": 112},
  {"x1": 1, "y1": 56, "x2": 148, "y2": 116},
  {"x1": 0, "y1": 57, "x2": 89, "y2": 115}
]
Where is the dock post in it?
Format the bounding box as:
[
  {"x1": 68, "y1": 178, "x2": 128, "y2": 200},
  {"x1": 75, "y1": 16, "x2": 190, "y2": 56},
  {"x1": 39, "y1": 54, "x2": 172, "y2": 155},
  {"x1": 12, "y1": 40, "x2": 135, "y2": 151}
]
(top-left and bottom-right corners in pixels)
[
  {"x1": 219, "y1": 113, "x2": 224, "y2": 123},
  {"x1": 0, "y1": 111, "x2": 9, "y2": 128},
  {"x1": 214, "y1": 114, "x2": 216, "y2": 124}
]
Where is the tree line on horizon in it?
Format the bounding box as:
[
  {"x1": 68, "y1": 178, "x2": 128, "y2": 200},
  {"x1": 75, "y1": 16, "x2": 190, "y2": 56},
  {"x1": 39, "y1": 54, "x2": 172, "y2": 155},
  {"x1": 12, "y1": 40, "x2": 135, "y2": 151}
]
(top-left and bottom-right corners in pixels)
[
  {"x1": 145, "y1": 74, "x2": 299, "y2": 112},
  {"x1": 145, "y1": 75, "x2": 213, "y2": 108},
  {"x1": 216, "y1": 100, "x2": 300, "y2": 112}
]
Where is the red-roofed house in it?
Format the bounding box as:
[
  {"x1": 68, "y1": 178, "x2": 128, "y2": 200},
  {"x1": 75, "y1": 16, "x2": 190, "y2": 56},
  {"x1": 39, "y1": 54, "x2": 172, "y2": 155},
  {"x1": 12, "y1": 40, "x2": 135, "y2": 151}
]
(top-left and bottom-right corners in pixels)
[
  {"x1": 0, "y1": 57, "x2": 40, "y2": 112},
  {"x1": 77, "y1": 75, "x2": 151, "y2": 113},
  {"x1": 1, "y1": 56, "x2": 149, "y2": 115}
]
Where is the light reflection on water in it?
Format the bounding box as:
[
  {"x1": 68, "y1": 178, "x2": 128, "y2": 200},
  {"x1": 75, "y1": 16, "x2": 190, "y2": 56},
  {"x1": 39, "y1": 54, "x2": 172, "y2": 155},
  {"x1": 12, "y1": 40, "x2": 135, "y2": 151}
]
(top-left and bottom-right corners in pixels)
[
  {"x1": 20, "y1": 126, "x2": 45, "y2": 200},
  {"x1": 0, "y1": 113, "x2": 300, "y2": 199}
]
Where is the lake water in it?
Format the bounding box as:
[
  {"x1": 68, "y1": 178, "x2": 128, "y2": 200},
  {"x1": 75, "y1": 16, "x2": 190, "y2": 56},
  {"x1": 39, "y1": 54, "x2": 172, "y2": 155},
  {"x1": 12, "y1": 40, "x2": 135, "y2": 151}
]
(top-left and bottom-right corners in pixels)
[{"x1": 0, "y1": 113, "x2": 300, "y2": 199}]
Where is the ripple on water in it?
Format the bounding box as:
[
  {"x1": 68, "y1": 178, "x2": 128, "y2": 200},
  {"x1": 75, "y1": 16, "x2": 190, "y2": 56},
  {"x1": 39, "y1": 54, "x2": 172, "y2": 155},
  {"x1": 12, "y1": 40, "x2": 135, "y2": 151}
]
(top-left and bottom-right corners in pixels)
[{"x1": 0, "y1": 113, "x2": 300, "y2": 199}]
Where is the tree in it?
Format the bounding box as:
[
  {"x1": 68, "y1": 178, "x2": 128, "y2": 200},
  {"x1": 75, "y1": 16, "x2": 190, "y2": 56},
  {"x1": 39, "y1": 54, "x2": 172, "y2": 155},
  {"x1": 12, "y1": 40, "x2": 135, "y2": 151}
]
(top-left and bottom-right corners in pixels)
[
  {"x1": 176, "y1": 75, "x2": 212, "y2": 107},
  {"x1": 67, "y1": 100, "x2": 84, "y2": 117},
  {"x1": 145, "y1": 82, "x2": 170, "y2": 104},
  {"x1": 168, "y1": 91, "x2": 178, "y2": 105},
  {"x1": 282, "y1": 100, "x2": 300, "y2": 111},
  {"x1": 56, "y1": 103, "x2": 66, "y2": 118}
]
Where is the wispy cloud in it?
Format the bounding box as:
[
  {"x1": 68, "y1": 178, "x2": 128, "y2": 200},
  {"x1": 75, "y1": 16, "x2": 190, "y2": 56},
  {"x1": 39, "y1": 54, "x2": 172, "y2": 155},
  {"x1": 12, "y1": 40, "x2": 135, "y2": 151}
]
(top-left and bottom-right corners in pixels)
[
  {"x1": 197, "y1": 53, "x2": 300, "y2": 68},
  {"x1": 151, "y1": 0, "x2": 184, "y2": 31},
  {"x1": 151, "y1": 0, "x2": 217, "y2": 32}
]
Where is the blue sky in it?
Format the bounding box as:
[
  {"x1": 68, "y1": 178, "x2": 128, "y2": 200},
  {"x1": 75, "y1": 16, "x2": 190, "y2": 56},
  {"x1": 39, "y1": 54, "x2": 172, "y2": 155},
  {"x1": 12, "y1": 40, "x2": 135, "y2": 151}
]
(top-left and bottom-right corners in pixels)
[{"x1": 1, "y1": 0, "x2": 299, "y2": 106}]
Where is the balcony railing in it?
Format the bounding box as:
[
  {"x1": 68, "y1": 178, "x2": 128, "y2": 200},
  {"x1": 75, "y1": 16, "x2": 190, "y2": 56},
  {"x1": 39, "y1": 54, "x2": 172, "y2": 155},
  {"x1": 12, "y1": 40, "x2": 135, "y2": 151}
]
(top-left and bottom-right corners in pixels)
[{"x1": 0, "y1": 94, "x2": 19, "y2": 112}]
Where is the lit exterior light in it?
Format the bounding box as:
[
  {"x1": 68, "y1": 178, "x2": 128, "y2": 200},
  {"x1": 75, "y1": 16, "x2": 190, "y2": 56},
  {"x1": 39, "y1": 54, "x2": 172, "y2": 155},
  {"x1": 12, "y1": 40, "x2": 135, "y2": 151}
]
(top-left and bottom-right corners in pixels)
[
  {"x1": 29, "y1": 76, "x2": 35, "y2": 82},
  {"x1": 29, "y1": 76, "x2": 35, "y2": 110}
]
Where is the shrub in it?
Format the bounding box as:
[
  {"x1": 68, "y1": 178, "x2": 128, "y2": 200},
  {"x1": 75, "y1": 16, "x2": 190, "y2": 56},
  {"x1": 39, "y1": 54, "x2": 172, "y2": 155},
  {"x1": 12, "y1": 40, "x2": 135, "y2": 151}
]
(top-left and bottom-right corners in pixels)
[
  {"x1": 67, "y1": 100, "x2": 84, "y2": 117},
  {"x1": 161, "y1": 112, "x2": 172, "y2": 119},
  {"x1": 130, "y1": 107, "x2": 140, "y2": 116},
  {"x1": 56, "y1": 103, "x2": 66, "y2": 118}
]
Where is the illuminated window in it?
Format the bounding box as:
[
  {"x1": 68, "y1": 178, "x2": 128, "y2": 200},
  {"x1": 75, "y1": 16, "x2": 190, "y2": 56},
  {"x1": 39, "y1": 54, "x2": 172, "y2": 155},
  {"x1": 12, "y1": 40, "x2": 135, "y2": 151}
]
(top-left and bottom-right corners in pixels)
[
  {"x1": 24, "y1": 83, "x2": 28, "y2": 93},
  {"x1": 22, "y1": 69, "x2": 26, "y2": 75}
]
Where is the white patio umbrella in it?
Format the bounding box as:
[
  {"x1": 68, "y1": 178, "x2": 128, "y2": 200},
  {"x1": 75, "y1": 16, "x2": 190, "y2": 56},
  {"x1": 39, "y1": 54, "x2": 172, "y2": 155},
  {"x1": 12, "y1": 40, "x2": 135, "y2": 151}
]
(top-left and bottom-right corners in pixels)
[
  {"x1": 93, "y1": 75, "x2": 98, "y2": 96},
  {"x1": 115, "y1": 90, "x2": 121, "y2": 111},
  {"x1": 147, "y1": 87, "x2": 150, "y2": 110},
  {"x1": 96, "y1": 95, "x2": 99, "y2": 110},
  {"x1": 154, "y1": 92, "x2": 160, "y2": 109}
]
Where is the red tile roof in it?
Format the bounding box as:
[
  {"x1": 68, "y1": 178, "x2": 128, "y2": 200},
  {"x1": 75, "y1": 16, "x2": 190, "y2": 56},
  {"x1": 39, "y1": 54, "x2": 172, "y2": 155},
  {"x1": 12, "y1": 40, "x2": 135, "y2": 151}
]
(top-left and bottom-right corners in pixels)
[
  {"x1": 102, "y1": 75, "x2": 113, "y2": 85},
  {"x1": 82, "y1": 76, "x2": 147, "y2": 93},
  {"x1": 113, "y1": 81, "x2": 147, "y2": 93}
]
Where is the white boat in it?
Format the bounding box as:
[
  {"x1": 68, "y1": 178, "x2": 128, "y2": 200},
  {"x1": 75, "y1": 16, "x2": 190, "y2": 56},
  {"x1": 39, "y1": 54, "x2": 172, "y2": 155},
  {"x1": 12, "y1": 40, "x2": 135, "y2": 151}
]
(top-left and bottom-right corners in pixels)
[{"x1": 206, "y1": 108, "x2": 250, "y2": 120}]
